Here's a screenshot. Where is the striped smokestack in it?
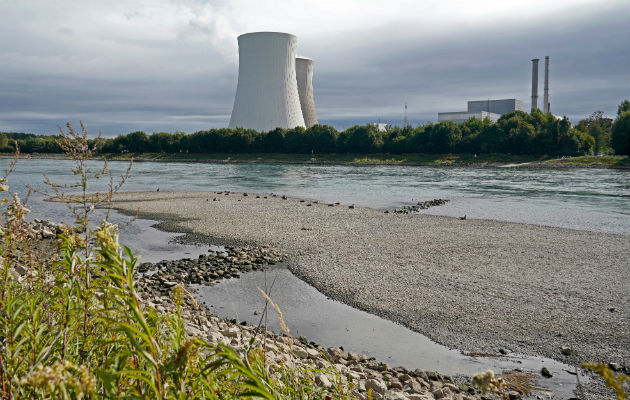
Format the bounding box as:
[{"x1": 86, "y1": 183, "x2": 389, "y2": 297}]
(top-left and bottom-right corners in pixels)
[
  {"x1": 531, "y1": 58, "x2": 539, "y2": 112},
  {"x1": 543, "y1": 56, "x2": 550, "y2": 114}
]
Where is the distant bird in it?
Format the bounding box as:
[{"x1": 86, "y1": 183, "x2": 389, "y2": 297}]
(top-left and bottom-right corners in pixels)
[
  {"x1": 156, "y1": 187, "x2": 159, "y2": 192},
  {"x1": 459, "y1": 215, "x2": 467, "y2": 220}
]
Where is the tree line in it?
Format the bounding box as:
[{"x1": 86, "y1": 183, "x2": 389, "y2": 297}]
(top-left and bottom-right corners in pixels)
[{"x1": 2, "y1": 101, "x2": 629, "y2": 156}]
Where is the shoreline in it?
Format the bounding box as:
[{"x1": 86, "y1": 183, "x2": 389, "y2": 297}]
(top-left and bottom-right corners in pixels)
[
  {"x1": 4, "y1": 153, "x2": 630, "y2": 169},
  {"x1": 108, "y1": 190, "x2": 630, "y2": 372}
]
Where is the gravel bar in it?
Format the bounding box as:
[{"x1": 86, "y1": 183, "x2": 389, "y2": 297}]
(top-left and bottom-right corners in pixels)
[{"x1": 111, "y1": 190, "x2": 630, "y2": 367}]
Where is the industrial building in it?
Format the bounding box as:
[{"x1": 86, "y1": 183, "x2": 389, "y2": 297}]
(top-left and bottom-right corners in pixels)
[
  {"x1": 438, "y1": 110, "x2": 503, "y2": 123},
  {"x1": 228, "y1": 32, "x2": 318, "y2": 132},
  {"x1": 438, "y1": 99, "x2": 521, "y2": 123}
]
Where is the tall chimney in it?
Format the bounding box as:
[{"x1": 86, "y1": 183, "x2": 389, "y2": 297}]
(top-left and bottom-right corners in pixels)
[
  {"x1": 543, "y1": 56, "x2": 550, "y2": 114},
  {"x1": 531, "y1": 58, "x2": 539, "y2": 112}
]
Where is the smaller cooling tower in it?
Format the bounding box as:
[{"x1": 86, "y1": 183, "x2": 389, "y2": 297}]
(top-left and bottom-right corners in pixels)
[{"x1": 296, "y1": 57, "x2": 318, "y2": 128}]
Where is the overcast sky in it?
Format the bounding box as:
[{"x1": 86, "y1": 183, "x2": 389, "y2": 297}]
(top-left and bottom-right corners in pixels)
[{"x1": 1, "y1": 0, "x2": 628, "y2": 136}]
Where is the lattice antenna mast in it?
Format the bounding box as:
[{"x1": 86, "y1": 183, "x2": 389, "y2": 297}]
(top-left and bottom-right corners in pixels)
[{"x1": 404, "y1": 103, "x2": 408, "y2": 127}]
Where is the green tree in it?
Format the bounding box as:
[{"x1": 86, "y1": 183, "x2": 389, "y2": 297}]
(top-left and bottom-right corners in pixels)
[
  {"x1": 284, "y1": 126, "x2": 308, "y2": 153},
  {"x1": 305, "y1": 124, "x2": 338, "y2": 153},
  {"x1": 343, "y1": 125, "x2": 383, "y2": 153},
  {"x1": 262, "y1": 128, "x2": 285, "y2": 152},
  {"x1": 428, "y1": 121, "x2": 462, "y2": 153},
  {"x1": 125, "y1": 131, "x2": 149, "y2": 153},
  {"x1": 0, "y1": 133, "x2": 9, "y2": 151},
  {"x1": 590, "y1": 124, "x2": 610, "y2": 154},
  {"x1": 617, "y1": 100, "x2": 630, "y2": 116},
  {"x1": 611, "y1": 111, "x2": 630, "y2": 155}
]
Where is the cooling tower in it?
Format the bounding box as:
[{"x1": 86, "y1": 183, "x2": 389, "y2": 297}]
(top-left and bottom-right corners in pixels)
[
  {"x1": 229, "y1": 32, "x2": 305, "y2": 132},
  {"x1": 296, "y1": 57, "x2": 318, "y2": 128}
]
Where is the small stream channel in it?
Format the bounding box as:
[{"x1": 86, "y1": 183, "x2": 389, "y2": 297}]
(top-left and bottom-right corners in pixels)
[{"x1": 192, "y1": 267, "x2": 584, "y2": 399}]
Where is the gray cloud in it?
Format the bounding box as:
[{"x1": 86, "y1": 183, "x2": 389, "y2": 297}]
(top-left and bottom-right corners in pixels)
[{"x1": 0, "y1": 0, "x2": 627, "y2": 135}]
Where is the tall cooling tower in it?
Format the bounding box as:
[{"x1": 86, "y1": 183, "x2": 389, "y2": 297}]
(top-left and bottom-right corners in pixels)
[
  {"x1": 296, "y1": 57, "x2": 318, "y2": 128},
  {"x1": 229, "y1": 32, "x2": 305, "y2": 132}
]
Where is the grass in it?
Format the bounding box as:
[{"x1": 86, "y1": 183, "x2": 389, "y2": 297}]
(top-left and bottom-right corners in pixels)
[
  {"x1": 101, "y1": 152, "x2": 556, "y2": 165},
  {"x1": 544, "y1": 155, "x2": 630, "y2": 167},
  {"x1": 9, "y1": 151, "x2": 629, "y2": 167}
]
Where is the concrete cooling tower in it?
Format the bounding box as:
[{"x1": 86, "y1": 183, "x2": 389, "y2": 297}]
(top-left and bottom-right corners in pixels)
[
  {"x1": 296, "y1": 57, "x2": 318, "y2": 128},
  {"x1": 228, "y1": 32, "x2": 305, "y2": 132}
]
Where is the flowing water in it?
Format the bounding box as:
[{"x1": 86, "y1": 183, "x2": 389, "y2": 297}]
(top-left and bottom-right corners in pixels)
[{"x1": 3, "y1": 158, "x2": 629, "y2": 234}]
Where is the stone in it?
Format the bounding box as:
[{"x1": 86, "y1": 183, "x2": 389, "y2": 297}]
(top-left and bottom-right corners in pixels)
[
  {"x1": 293, "y1": 347, "x2": 309, "y2": 359},
  {"x1": 407, "y1": 395, "x2": 432, "y2": 400},
  {"x1": 389, "y1": 379, "x2": 403, "y2": 390},
  {"x1": 508, "y1": 390, "x2": 522, "y2": 400},
  {"x1": 561, "y1": 345, "x2": 572, "y2": 355},
  {"x1": 443, "y1": 383, "x2": 459, "y2": 392},
  {"x1": 221, "y1": 327, "x2": 240, "y2": 338},
  {"x1": 41, "y1": 228, "x2": 55, "y2": 238},
  {"x1": 365, "y1": 379, "x2": 387, "y2": 396},
  {"x1": 315, "y1": 374, "x2": 332, "y2": 388},
  {"x1": 541, "y1": 367, "x2": 552, "y2": 378},
  {"x1": 306, "y1": 347, "x2": 320, "y2": 359},
  {"x1": 432, "y1": 388, "x2": 448, "y2": 399},
  {"x1": 386, "y1": 390, "x2": 409, "y2": 400},
  {"x1": 608, "y1": 362, "x2": 621, "y2": 372},
  {"x1": 13, "y1": 264, "x2": 28, "y2": 276}
]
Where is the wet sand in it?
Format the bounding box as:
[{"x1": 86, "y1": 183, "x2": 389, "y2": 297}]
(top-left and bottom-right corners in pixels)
[{"x1": 111, "y1": 190, "x2": 630, "y2": 367}]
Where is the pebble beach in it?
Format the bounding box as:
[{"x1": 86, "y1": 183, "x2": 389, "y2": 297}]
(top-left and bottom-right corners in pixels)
[{"x1": 109, "y1": 190, "x2": 630, "y2": 370}]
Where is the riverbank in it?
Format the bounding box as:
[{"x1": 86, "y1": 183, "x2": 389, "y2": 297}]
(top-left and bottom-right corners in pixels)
[
  {"x1": 4, "y1": 152, "x2": 629, "y2": 168},
  {"x1": 109, "y1": 190, "x2": 630, "y2": 370}
]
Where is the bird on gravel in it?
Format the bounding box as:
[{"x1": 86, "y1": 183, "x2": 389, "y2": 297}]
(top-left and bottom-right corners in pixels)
[{"x1": 459, "y1": 215, "x2": 467, "y2": 220}]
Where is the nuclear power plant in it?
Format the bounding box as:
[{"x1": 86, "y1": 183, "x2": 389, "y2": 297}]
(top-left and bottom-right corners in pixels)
[
  {"x1": 438, "y1": 57, "x2": 551, "y2": 122},
  {"x1": 228, "y1": 32, "x2": 317, "y2": 132}
]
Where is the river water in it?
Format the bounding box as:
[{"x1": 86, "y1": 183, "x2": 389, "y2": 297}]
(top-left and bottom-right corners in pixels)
[{"x1": 3, "y1": 158, "x2": 629, "y2": 235}]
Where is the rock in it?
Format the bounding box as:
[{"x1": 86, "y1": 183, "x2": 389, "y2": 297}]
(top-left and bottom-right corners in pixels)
[
  {"x1": 561, "y1": 345, "x2": 572, "y2": 355},
  {"x1": 221, "y1": 327, "x2": 240, "y2": 338},
  {"x1": 432, "y1": 388, "x2": 448, "y2": 399},
  {"x1": 541, "y1": 367, "x2": 553, "y2": 378},
  {"x1": 315, "y1": 374, "x2": 332, "y2": 388},
  {"x1": 386, "y1": 390, "x2": 409, "y2": 400},
  {"x1": 306, "y1": 347, "x2": 320, "y2": 359},
  {"x1": 443, "y1": 383, "x2": 459, "y2": 392},
  {"x1": 41, "y1": 228, "x2": 55, "y2": 238},
  {"x1": 365, "y1": 379, "x2": 387, "y2": 396},
  {"x1": 293, "y1": 347, "x2": 309, "y2": 359},
  {"x1": 407, "y1": 395, "x2": 432, "y2": 400},
  {"x1": 508, "y1": 390, "x2": 522, "y2": 400},
  {"x1": 13, "y1": 264, "x2": 28, "y2": 276},
  {"x1": 608, "y1": 362, "x2": 621, "y2": 372}
]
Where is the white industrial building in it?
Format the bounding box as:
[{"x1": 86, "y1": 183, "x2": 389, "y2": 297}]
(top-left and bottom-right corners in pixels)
[
  {"x1": 229, "y1": 32, "x2": 318, "y2": 132},
  {"x1": 438, "y1": 98, "x2": 522, "y2": 123},
  {"x1": 438, "y1": 111, "x2": 502, "y2": 123}
]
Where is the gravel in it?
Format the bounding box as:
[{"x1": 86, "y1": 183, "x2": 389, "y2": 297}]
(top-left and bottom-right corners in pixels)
[{"x1": 111, "y1": 190, "x2": 630, "y2": 368}]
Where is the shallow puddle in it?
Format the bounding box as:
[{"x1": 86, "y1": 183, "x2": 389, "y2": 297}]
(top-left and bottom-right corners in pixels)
[{"x1": 194, "y1": 267, "x2": 586, "y2": 399}]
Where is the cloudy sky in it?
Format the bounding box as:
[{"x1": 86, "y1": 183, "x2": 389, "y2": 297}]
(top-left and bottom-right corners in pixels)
[{"x1": 1, "y1": 0, "x2": 628, "y2": 136}]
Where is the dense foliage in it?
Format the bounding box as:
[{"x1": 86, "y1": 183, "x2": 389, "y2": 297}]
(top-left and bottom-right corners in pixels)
[{"x1": 2, "y1": 101, "x2": 628, "y2": 156}]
